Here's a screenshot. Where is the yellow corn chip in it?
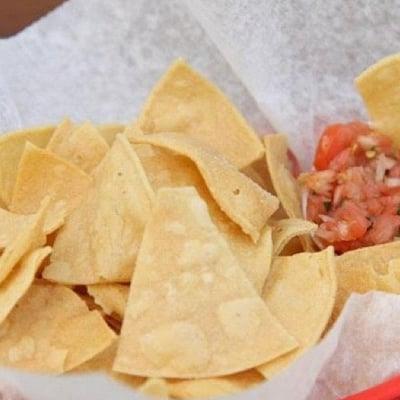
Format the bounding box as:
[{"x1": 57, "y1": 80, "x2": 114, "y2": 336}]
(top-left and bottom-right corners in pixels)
[
  {"x1": 272, "y1": 218, "x2": 317, "y2": 255},
  {"x1": 128, "y1": 59, "x2": 263, "y2": 168},
  {"x1": 134, "y1": 143, "x2": 272, "y2": 292},
  {"x1": 264, "y1": 134, "x2": 314, "y2": 251},
  {"x1": 0, "y1": 207, "x2": 62, "y2": 250},
  {"x1": 0, "y1": 282, "x2": 116, "y2": 373},
  {"x1": 241, "y1": 157, "x2": 275, "y2": 193},
  {"x1": 356, "y1": 54, "x2": 400, "y2": 145},
  {"x1": 114, "y1": 187, "x2": 297, "y2": 378},
  {"x1": 0, "y1": 198, "x2": 49, "y2": 284},
  {"x1": 0, "y1": 247, "x2": 51, "y2": 325},
  {"x1": 87, "y1": 284, "x2": 129, "y2": 319},
  {"x1": 258, "y1": 247, "x2": 336, "y2": 378},
  {"x1": 98, "y1": 124, "x2": 125, "y2": 145},
  {"x1": 43, "y1": 134, "x2": 154, "y2": 284},
  {"x1": 47, "y1": 119, "x2": 109, "y2": 173},
  {"x1": 10, "y1": 142, "x2": 91, "y2": 231},
  {"x1": 332, "y1": 242, "x2": 400, "y2": 322},
  {"x1": 139, "y1": 378, "x2": 170, "y2": 398},
  {"x1": 131, "y1": 132, "x2": 278, "y2": 242},
  {"x1": 168, "y1": 370, "x2": 264, "y2": 399},
  {"x1": 0, "y1": 125, "x2": 55, "y2": 205}
]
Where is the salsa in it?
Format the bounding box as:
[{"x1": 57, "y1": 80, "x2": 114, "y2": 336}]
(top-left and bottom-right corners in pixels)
[{"x1": 300, "y1": 122, "x2": 400, "y2": 253}]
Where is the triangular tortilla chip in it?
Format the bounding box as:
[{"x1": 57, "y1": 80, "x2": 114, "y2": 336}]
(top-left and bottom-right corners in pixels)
[
  {"x1": 0, "y1": 198, "x2": 49, "y2": 284},
  {"x1": 134, "y1": 143, "x2": 272, "y2": 292},
  {"x1": 356, "y1": 54, "x2": 400, "y2": 146},
  {"x1": 47, "y1": 119, "x2": 109, "y2": 173},
  {"x1": 10, "y1": 142, "x2": 91, "y2": 231},
  {"x1": 0, "y1": 282, "x2": 116, "y2": 373},
  {"x1": 258, "y1": 247, "x2": 336, "y2": 378},
  {"x1": 0, "y1": 125, "x2": 54, "y2": 205},
  {"x1": 332, "y1": 242, "x2": 400, "y2": 323},
  {"x1": 272, "y1": 218, "x2": 317, "y2": 255},
  {"x1": 128, "y1": 59, "x2": 263, "y2": 168},
  {"x1": 87, "y1": 284, "x2": 129, "y2": 319},
  {"x1": 131, "y1": 132, "x2": 278, "y2": 242},
  {"x1": 0, "y1": 207, "x2": 62, "y2": 250},
  {"x1": 168, "y1": 370, "x2": 263, "y2": 399},
  {"x1": 264, "y1": 134, "x2": 314, "y2": 251},
  {"x1": 0, "y1": 246, "x2": 51, "y2": 325},
  {"x1": 98, "y1": 124, "x2": 125, "y2": 145},
  {"x1": 139, "y1": 378, "x2": 170, "y2": 398},
  {"x1": 43, "y1": 135, "x2": 154, "y2": 284},
  {"x1": 114, "y1": 187, "x2": 297, "y2": 378}
]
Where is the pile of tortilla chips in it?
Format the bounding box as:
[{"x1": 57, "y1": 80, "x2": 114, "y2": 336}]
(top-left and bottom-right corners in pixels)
[{"x1": 0, "y1": 55, "x2": 400, "y2": 399}]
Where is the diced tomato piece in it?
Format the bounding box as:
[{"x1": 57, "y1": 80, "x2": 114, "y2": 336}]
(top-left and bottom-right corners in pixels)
[
  {"x1": 363, "y1": 214, "x2": 400, "y2": 245},
  {"x1": 389, "y1": 162, "x2": 400, "y2": 178},
  {"x1": 306, "y1": 193, "x2": 327, "y2": 223},
  {"x1": 314, "y1": 122, "x2": 370, "y2": 170}
]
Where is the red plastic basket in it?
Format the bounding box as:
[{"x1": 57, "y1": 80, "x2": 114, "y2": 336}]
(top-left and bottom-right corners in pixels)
[{"x1": 341, "y1": 375, "x2": 400, "y2": 400}]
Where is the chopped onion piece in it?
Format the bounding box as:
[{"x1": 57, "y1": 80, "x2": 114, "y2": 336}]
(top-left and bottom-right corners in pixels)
[
  {"x1": 357, "y1": 134, "x2": 378, "y2": 150},
  {"x1": 384, "y1": 177, "x2": 400, "y2": 187},
  {"x1": 301, "y1": 189, "x2": 308, "y2": 219}
]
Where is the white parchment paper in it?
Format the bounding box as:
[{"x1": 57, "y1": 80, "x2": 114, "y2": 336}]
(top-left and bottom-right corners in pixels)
[{"x1": 1, "y1": 1, "x2": 400, "y2": 398}]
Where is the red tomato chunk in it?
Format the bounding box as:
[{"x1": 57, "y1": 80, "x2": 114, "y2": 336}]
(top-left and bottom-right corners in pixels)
[{"x1": 300, "y1": 121, "x2": 400, "y2": 253}]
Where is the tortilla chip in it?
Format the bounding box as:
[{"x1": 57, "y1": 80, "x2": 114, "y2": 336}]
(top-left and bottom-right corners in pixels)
[
  {"x1": 134, "y1": 143, "x2": 272, "y2": 292},
  {"x1": 131, "y1": 132, "x2": 278, "y2": 242},
  {"x1": 272, "y1": 219, "x2": 317, "y2": 255},
  {"x1": 10, "y1": 142, "x2": 92, "y2": 231},
  {"x1": 98, "y1": 124, "x2": 125, "y2": 145},
  {"x1": 43, "y1": 134, "x2": 154, "y2": 284},
  {"x1": 47, "y1": 119, "x2": 109, "y2": 173},
  {"x1": 264, "y1": 134, "x2": 314, "y2": 251},
  {"x1": 114, "y1": 187, "x2": 297, "y2": 378},
  {"x1": 73, "y1": 340, "x2": 118, "y2": 373},
  {"x1": 0, "y1": 247, "x2": 51, "y2": 325},
  {"x1": 0, "y1": 207, "x2": 62, "y2": 250},
  {"x1": 241, "y1": 157, "x2": 275, "y2": 193},
  {"x1": 258, "y1": 247, "x2": 336, "y2": 378},
  {"x1": 87, "y1": 284, "x2": 129, "y2": 319},
  {"x1": 139, "y1": 378, "x2": 169, "y2": 398},
  {"x1": 168, "y1": 370, "x2": 263, "y2": 399},
  {"x1": 332, "y1": 241, "x2": 400, "y2": 322},
  {"x1": 128, "y1": 59, "x2": 263, "y2": 168},
  {"x1": 0, "y1": 198, "x2": 49, "y2": 284},
  {"x1": 356, "y1": 54, "x2": 400, "y2": 145},
  {"x1": 0, "y1": 126, "x2": 55, "y2": 205},
  {"x1": 0, "y1": 282, "x2": 116, "y2": 373}
]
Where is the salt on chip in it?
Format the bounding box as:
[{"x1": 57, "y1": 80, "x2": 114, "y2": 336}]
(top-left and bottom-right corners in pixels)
[
  {"x1": 0, "y1": 198, "x2": 49, "y2": 284},
  {"x1": 258, "y1": 247, "x2": 336, "y2": 378},
  {"x1": 264, "y1": 134, "x2": 314, "y2": 251},
  {"x1": 0, "y1": 282, "x2": 116, "y2": 373},
  {"x1": 87, "y1": 284, "x2": 129, "y2": 319},
  {"x1": 43, "y1": 134, "x2": 154, "y2": 284},
  {"x1": 47, "y1": 119, "x2": 109, "y2": 173},
  {"x1": 134, "y1": 143, "x2": 272, "y2": 292},
  {"x1": 131, "y1": 132, "x2": 278, "y2": 242},
  {"x1": 139, "y1": 378, "x2": 170, "y2": 398},
  {"x1": 0, "y1": 125, "x2": 54, "y2": 206},
  {"x1": 128, "y1": 59, "x2": 263, "y2": 168},
  {"x1": 332, "y1": 241, "x2": 400, "y2": 322},
  {"x1": 272, "y1": 218, "x2": 317, "y2": 255},
  {"x1": 114, "y1": 187, "x2": 297, "y2": 378},
  {"x1": 168, "y1": 370, "x2": 263, "y2": 399},
  {"x1": 356, "y1": 53, "x2": 400, "y2": 145},
  {"x1": 10, "y1": 142, "x2": 92, "y2": 231},
  {"x1": 0, "y1": 247, "x2": 51, "y2": 325}
]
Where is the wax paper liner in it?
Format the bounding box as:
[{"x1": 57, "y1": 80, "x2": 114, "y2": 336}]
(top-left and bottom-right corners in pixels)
[{"x1": 1, "y1": 0, "x2": 400, "y2": 398}]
